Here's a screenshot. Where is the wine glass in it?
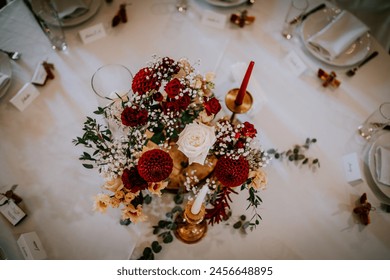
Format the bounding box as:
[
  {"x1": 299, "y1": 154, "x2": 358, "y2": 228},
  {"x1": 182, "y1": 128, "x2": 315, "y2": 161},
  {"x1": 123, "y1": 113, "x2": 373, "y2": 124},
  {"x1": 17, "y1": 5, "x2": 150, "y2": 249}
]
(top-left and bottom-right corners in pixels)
[{"x1": 91, "y1": 64, "x2": 133, "y2": 107}]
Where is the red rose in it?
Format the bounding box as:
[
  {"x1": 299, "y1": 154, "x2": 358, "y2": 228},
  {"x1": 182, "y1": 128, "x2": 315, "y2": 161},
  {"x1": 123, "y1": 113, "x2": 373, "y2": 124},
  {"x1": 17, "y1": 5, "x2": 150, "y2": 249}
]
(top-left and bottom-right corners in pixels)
[
  {"x1": 157, "y1": 57, "x2": 180, "y2": 76},
  {"x1": 204, "y1": 97, "x2": 221, "y2": 116},
  {"x1": 153, "y1": 92, "x2": 163, "y2": 102},
  {"x1": 163, "y1": 100, "x2": 180, "y2": 113},
  {"x1": 122, "y1": 167, "x2": 148, "y2": 193},
  {"x1": 121, "y1": 106, "x2": 148, "y2": 127},
  {"x1": 241, "y1": 121, "x2": 257, "y2": 138},
  {"x1": 235, "y1": 140, "x2": 245, "y2": 149},
  {"x1": 165, "y1": 78, "x2": 183, "y2": 98},
  {"x1": 176, "y1": 94, "x2": 191, "y2": 110}
]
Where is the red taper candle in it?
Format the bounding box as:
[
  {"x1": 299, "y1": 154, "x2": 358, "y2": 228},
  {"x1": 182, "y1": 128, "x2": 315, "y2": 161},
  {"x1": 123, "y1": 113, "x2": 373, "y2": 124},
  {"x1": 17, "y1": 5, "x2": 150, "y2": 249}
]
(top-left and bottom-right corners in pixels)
[{"x1": 235, "y1": 61, "x2": 255, "y2": 106}]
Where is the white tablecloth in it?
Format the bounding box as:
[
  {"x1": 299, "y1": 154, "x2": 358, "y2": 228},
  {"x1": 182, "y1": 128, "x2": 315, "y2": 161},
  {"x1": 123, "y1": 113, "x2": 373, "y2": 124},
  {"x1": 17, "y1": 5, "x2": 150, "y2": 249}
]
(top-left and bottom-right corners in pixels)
[{"x1": 0, "y1": 0, "x2": 389, "y2": 260}]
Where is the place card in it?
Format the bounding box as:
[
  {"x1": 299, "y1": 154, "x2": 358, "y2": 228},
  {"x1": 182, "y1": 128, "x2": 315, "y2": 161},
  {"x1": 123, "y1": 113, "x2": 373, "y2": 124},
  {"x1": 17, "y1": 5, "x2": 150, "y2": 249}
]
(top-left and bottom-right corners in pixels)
[
  {"x1": 342, "y1": 152, "x2": 363, "y2": 185},
  {"x1": 79, "y1": 23, "x2": 107, "y2": 44},
  {"x1": 17, "y1": 232, "x2": 47, "y2": 260},
  {"x1": 284, "y1": 51, "x2": 307, "y2": 76},
  {"x1": 31, "y1": 63, "x2": 47, "y2": 86},
  {"x1": 9, "y1": 83, "x2": 40, "y2": 112},
  {"x1": 0, "y1": 195, "x2": 27, "y2": 226},
  {"x1": 201, "y1": 10, "x2": 227, "y2": 29}
]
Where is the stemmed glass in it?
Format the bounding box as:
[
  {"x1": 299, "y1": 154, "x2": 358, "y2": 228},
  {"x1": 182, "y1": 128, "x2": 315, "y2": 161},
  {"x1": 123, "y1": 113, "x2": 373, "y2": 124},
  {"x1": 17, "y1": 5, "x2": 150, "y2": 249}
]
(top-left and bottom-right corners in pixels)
[{"x1": 91, "y1": 64, "x2": 133, "y2": 108}]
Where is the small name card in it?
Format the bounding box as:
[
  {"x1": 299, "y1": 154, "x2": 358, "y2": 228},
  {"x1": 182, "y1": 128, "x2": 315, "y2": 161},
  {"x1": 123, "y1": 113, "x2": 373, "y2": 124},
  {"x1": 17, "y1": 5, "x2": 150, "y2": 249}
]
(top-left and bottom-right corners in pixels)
[
  {"x1": 0, "y1": 196, "x2": 26, "y2": 226},
  {"x1": 17, "y1": 232, "x2": 47, "y2": 260},
  {"x1": 79, "y1": 23, "x2": 107, "y2": 44},
  {"x1": 201, "y1": 10, "x2": 227, "y2": 29},
  {"x1": 31, "y1": 63, "x2": 47, "y2": 86},
  {"x1": 342, "y1": 152, "x2": 363, "y2": 185},
  {"x1": 9, "y1": 83, "x2": 40, "y2": 111},
  {"x1": 284, "y1": 51, "x2": 307, "y2": 76}
]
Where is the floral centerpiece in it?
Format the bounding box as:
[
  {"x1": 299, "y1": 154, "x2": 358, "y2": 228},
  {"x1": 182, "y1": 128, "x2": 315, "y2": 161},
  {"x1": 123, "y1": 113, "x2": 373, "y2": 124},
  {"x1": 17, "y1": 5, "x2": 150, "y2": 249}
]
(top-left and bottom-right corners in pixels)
[{"x1": 73, "y1": 56, "x2": 269, "y2": 228}]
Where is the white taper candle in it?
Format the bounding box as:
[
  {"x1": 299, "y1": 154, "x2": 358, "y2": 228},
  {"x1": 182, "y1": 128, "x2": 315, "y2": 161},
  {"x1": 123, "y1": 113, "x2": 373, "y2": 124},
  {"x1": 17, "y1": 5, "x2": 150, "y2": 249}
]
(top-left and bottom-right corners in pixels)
[{"x1": 191, "y1": 185, "x2": 208, "y2": 214}]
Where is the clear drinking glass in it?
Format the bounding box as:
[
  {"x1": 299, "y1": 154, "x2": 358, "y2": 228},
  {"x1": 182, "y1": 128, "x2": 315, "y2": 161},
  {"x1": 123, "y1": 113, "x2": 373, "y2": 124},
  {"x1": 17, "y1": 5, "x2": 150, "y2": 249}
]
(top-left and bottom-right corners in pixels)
[
  {"x1": 358, "y1": 102, "x2": 390, "y2": 140},
  {"x1": 282, "y1": 0, "x2": 309, "y2": 40},
  {"x1": 91, "y1": 64, "x2": 133, "y2": 107},
  {"x1": 33, "y1": 0, "x2": 68, "y2": 51}
]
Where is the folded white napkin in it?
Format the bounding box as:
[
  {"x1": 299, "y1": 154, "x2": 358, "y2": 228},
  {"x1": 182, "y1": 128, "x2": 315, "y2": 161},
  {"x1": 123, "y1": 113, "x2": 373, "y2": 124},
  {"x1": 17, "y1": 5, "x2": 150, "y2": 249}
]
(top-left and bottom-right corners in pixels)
[
  {"x1": 375, "y1": 146, "x2": 390, "y2": 186},
  {"x1": 308, "y1": 10, "x2": 369, "y2": 60},
  {"x1": 51, "y1": 0, "x2": 89, "y2": 19},
  {"x1": 0, "y1": 72, "x2": 10, "y2": 91}
]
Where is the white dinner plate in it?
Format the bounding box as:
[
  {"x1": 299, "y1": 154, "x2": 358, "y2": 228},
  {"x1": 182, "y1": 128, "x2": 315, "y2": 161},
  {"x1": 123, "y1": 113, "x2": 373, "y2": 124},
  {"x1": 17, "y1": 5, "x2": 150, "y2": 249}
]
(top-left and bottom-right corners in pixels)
[
  {"x1": 0, "y1": 52, "x2": 12, "y2": 99},
  {"x1": 367, "y1": 131, "x2": 390, "y2": 203},
  {"x1": 205, "y1": 0, "x2": 247, "y2": 8},
  {"x1": 300, "y1": 7, "x2": 372, "y2": 67},
  {"x1": 31, "y1": 0, "x2": 102, "y2": 27}
]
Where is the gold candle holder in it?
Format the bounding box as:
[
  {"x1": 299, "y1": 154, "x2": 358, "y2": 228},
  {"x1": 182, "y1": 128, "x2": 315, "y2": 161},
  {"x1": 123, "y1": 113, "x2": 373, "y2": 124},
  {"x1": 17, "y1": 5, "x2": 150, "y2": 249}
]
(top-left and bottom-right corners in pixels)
[
  {"x1": 174, "y1": 201, "x2": 208, "y2": 244},
  {"x1": 225, "y1": 88, "x2": 253, "y2": 122}
]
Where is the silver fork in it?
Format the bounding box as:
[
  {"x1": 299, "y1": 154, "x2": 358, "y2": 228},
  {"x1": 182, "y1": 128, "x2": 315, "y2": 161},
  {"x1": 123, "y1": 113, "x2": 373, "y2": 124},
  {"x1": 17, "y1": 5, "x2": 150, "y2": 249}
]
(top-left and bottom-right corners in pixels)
[{"x1": 0, "y1": 49, "x2": 21, "y2": 60}]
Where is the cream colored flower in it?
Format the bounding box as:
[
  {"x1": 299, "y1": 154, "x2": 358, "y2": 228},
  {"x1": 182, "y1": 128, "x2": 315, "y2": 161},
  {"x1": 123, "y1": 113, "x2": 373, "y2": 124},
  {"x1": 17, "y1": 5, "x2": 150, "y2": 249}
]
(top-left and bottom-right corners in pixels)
[
  {"x1": 177, "y1": 122, "x2": 216, "y2": 165},
  {"x1": 121, "y1": 204, "x2": 147, "y2": 223},
  {"x1": 110, "y1": 197, "x2": 121, "y2": 208},
  {"x1": 205, "y1": 72, "x2": 215, "y2": 82},
  {"x1": 115, "y1": 190, "x2": 125, "y2": 200},
  {"x1": 199, "y1": 110, "x2": 214, "y2": 124},
  {"x1": 124, "y1": 191, "x2": 138, "y2": 203},
  {"x1": 102, "y1": 177, "x2": 124, "y2": 193},
  {"x1": 194, "y1": 78, "x2": 202, "y2": 89},
  {"x1": 93, "y1": 193, "x2": 111, "y2": 213},
  {"x1": 248, "y1": 169, "x2": 267, "y2": 190},
  {"x1": 148, "y1": 181, "x2": 168, "y2": 197}
]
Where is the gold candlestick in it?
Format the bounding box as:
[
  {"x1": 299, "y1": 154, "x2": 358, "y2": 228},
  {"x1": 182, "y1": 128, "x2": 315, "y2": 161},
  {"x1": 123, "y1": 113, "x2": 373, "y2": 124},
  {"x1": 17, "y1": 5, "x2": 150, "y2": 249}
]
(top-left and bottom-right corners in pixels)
[
  {"x1": 225, "y1": 88, "x2": 253, "y2": 122},
  {"x1": 174, "y1": 201, "x2": 208, "y2": 244}
]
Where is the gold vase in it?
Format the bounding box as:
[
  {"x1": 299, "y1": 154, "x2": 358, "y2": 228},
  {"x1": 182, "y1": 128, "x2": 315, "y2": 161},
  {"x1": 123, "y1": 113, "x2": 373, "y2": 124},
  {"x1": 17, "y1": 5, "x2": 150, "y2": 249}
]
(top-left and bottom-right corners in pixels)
[{"x1": 174, "y1": 201, "x2": 207, "y2": 244}]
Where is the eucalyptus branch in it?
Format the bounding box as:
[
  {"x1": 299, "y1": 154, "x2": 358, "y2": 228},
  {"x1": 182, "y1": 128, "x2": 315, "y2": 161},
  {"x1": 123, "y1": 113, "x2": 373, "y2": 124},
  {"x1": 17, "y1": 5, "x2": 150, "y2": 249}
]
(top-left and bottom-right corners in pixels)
[
  {"x1": 267, "y1": 137, "x2": 320, "y2": 171},
  {"x1": 138, "y1": 199, "x2": 184, "y2": 260}
]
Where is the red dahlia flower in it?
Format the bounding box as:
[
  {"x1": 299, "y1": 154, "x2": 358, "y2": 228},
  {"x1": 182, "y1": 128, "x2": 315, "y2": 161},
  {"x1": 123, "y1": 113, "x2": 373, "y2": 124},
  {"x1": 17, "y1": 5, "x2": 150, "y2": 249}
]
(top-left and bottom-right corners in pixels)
[
  {"x1": 122, "y1": 167, "x2": 148, "y2": 193},
  {"x1": 121, "y1": 106, "x2": 148, "y2": 127},
  {"x1": 137, "y1": 149, "x2": 173, "y2": 182},
  {"x1": 132, "y1": 67, "x2": 161, "y2": 95},
  {"x1": 214, "y1": 155, "x2": 249, "y2": 188}
]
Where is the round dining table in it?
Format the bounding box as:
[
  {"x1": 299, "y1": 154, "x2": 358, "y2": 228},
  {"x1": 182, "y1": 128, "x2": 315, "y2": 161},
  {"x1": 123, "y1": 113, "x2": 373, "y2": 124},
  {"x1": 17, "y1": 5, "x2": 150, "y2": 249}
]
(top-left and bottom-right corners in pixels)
[{"x1": 0, "y1": 0, "x2": 389, "y2": 260}]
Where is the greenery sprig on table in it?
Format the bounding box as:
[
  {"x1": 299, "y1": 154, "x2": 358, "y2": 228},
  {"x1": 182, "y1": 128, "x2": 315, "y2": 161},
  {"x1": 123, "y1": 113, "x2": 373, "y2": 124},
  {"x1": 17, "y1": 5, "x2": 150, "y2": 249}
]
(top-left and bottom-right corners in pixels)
[
  {"x1": 138, "y1": 193, "x2": 184, "y2": 260},
  {"x1": 267, "y1": 138, "x2": 320, "y2": 171}
]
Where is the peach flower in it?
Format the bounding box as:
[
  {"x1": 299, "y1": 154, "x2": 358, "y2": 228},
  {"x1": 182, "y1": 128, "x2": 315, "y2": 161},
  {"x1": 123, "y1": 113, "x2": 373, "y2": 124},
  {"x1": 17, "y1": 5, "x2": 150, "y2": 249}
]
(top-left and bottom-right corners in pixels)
[
  {"x1": 248, "y1": 169, "x2": 267, "y2": 190},
  {"x1": 121, "y1": 204, "x2": 147, "y2": 223}
]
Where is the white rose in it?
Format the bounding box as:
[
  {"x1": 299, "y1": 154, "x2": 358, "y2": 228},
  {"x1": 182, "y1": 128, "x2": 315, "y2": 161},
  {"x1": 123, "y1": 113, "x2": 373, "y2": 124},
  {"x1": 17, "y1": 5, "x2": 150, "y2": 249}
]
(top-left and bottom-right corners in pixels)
[{"x1": 177, "y1": 122, "x2": 216, "y2": 165}]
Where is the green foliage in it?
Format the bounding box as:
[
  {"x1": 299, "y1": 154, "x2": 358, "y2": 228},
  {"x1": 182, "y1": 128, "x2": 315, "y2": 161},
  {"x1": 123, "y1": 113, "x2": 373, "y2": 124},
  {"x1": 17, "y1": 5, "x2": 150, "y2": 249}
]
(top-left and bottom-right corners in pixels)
[
  {"x1": 267, "y1": 138, "x2": 320, "y2": 171},
  {"x1": 230, "y1": 213, "x2": 259, "y2": 234},
  {"x1": 72, "y1": 116, "x2": 112, "y2": 168},
  {"x1": 138, "y1": 196, "x2": 184, "y2": 260}
]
